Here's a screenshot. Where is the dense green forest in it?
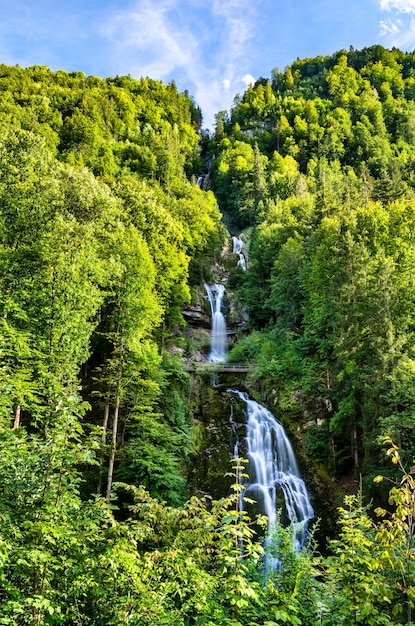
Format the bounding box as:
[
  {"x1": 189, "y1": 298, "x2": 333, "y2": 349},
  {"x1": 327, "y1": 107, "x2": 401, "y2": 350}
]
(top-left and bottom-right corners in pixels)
[
  {"x1": 0, "y1": 47, "x2": 415, "y2": 624},
  {"x1": 211, "y1": 45, "x2": 415, "y2": 480}
]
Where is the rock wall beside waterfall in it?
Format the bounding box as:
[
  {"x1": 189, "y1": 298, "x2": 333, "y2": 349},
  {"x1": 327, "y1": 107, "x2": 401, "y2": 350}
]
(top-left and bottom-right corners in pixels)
[{"x1": 188, "y1": 386, "x2": 247, "y2": 499}]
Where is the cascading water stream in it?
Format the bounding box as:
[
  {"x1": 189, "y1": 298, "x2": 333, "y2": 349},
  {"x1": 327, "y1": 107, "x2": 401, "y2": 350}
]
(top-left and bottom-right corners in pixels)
[
  {"x1": 203, "y1": 279, "x2": 313, "y2": 560},
  {"x1": 232, "y1": 236, "x2": 246, "y2": 271},
  {"x1": 204, "y1": 283, "x2": 227, "y2": 363},
  {"x1": 229, "y1": 389, "x2": 314, "y2": 551}
]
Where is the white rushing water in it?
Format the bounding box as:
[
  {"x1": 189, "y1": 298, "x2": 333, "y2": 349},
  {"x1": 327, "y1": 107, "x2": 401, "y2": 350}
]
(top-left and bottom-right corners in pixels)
[
  {"x1": 204, "y1": 283, "x2": 227, "y2": 363},
  {"x1": 232, "y1": 236, "x2": 246, "y2": 271},
  {"x1": 230, "y1": 389, "x2": 314, "y2": 551}
]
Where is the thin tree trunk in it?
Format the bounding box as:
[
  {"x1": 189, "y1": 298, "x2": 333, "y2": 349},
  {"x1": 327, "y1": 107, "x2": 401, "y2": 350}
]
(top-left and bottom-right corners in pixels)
[
  {"x1": 106, "y1": 393, "x2": 120, "y2": 504},
  {"x1": 13, "y1": 404, "x2": 21, "y2": 429},
  {"x1": 105, "y1": 316, "x2": 124, "y2": 503},
  {"x1": 329, "y1": 435, "x2": 336, "y2": 473},
  {"x1": 106, "y1": 350, "x2": 124, "y2": 504},
  {"x1": 97, "y1": 398, "x2": 110, "y2": 495},
  {"x1": 352, "y1": 422, "x2": 359, "y2": 470},
  {"x1": 102, "y1": 399, "x2": 110, "y2": 445}
]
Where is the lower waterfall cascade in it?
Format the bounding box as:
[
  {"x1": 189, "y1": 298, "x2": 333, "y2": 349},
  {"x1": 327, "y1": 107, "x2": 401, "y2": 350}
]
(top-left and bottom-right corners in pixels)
[{"x1": 230, "y1": 389, "x2": 314, "y2": 552}]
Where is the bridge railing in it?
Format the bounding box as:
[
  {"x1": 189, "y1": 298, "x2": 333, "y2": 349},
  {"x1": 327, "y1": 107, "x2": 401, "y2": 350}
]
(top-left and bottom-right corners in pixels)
[{"x1": 184, "y1": 361, "x2": 255, "y2": 373}]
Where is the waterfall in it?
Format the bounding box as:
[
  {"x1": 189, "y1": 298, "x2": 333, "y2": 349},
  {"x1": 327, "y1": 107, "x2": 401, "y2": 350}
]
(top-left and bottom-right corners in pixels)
[
  {"x1": 232, "y1": 236, "x2": 246, "y2": 271},
  {"x1": 204, "y1": 283, "x2": 227, "y2": 363},
  {"x1": 230, "y1": 389, "x2": 314, "y2": 551}
]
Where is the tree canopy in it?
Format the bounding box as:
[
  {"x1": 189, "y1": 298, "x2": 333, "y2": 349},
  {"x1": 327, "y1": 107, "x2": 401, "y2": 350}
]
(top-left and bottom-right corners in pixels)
[
  {"x1": 1, "y1": 46, "x2": 415, "y2": 624},
  {"x1": 211, "y1": 45, "x2": 415, "y2": 487}
]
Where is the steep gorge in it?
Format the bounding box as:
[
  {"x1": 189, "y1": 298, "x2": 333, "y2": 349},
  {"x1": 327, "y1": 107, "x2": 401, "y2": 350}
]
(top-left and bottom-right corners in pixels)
[{"x1": 180, "y1": 230, "x2": 336, "y2": 548}]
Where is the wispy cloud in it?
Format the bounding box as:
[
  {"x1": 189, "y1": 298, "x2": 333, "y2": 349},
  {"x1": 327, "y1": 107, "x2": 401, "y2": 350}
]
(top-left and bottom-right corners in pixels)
[
  {"x1": 379, "y1": 18, "x2": 402, "y2": 37},
  {"x1": 379, "y1": 0, "x2": 415, "y2": 49},
  {"x1": 380, "y1": 0, "x2": 415, "y2": 12},
  {"x1": 101, "y1": 0, "x2": 199, "y2": 78},
  {"x1": 101, "y1": 0, "x2": 261, "y2": 128}
]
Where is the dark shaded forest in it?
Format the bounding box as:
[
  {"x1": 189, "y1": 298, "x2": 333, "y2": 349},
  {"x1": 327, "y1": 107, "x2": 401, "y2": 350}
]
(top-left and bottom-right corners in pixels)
[{"x1": 0, "y1": 47, "x2": 414, "y2": 624}]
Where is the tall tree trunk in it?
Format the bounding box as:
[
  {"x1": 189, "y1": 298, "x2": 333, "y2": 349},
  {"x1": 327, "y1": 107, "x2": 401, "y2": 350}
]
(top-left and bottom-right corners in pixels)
[
  {"x1": 105, "y1": 393, "x2": 120, "y2": 504},
  {"x1": 13, "y1": 404, "x2": 21, "y2": 429},
  {"x1": 97, "y1": 397, "x2": 111, "y2": 495},
  {"x1": 101, "y1": 399, "x2": 110, "y2": 445},
  {"x1": 352, "y1": 419, "x2": 359, "y2": 471},
  {"x1": 106, "y1": 352, "x2": 123, "y2": 504}
]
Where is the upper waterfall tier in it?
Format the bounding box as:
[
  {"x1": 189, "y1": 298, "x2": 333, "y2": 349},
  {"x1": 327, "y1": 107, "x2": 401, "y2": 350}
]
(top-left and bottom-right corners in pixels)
[
  {"x1": 232, "y1": 236, "x2": 246, "y2": 271},
  {"x1": 204, "y1": 283, "x2": 227, "y2": 363}
]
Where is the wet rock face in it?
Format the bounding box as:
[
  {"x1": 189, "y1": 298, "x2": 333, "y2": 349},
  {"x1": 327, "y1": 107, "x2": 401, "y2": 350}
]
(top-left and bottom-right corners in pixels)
[
  {"x1": 181, "y1": 304, "x2": 211, "y2": 329},
  {"x1": 188, "y1": 387, "x2": 247, "y2": 500}
]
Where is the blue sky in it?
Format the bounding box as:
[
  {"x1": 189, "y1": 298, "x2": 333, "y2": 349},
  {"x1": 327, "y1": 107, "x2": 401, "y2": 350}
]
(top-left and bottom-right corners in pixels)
[{"x1": 0, "y1": 0, "x2": 414, "y2": 128}]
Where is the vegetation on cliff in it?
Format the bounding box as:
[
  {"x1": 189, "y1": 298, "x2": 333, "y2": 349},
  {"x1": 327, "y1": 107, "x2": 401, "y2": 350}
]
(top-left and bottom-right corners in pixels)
[
  {"x1": 0, "y1": 48, "x2": 414, "y2": 623},
  {"x1": 210, "y1": 45, "x2": 415, "y2": 492}
]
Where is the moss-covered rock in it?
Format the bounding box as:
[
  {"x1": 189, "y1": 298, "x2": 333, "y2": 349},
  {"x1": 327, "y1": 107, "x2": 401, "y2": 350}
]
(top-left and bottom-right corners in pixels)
[{"x1": 188, "y1": 386, "x2": 248, "y2": 499}]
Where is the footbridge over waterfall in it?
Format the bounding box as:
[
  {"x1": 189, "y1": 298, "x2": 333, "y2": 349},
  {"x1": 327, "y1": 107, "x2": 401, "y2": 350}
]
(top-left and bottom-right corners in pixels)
[{"x1": 184, "y1": 362, "x2": 255, "y2": 374}]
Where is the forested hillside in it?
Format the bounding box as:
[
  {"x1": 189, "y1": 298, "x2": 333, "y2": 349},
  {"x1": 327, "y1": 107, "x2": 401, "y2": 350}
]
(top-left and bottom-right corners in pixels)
[
  {"x1": 210, "y1": 45, "x2": 415, "y2": 491},
  {"x1": 0, "y1": 63, "x2": 224, "y2": 505},
  {"x1": 0, "y1": 49, "x2": 415, "y2": 624}
]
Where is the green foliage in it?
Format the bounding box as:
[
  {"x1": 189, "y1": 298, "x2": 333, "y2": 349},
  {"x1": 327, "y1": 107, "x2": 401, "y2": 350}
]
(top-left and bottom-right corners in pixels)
[
  {"x1": 323, "y1": 493, "x2": 397, "y2": 624},
  {"x1": 317, "y1": 441, "x2": 415, "y2": 625},
  {"x1": 0, "y1": 449, "x2": 321, "y2": 625},
  {"x1": 225, "y1": 331, "x2": 261, "y2": 366},
  {"x1": 211, "y1": 45, "x2": 415, "y2": 481},
  {"x1": 4, "y1": 45, "x2": 415, "y2": 624},
  {"x1": 0, "y1": 63, "x2": 223, "y2": 512}
]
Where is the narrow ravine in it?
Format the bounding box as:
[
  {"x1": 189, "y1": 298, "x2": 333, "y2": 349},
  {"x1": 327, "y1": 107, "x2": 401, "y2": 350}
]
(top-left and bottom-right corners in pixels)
[{"x1": 203, "y1": 262, "x2": 314, "y2": 563}]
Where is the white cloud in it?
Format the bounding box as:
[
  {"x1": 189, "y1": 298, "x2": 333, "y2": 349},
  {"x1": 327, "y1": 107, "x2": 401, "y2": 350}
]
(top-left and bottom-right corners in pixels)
[
  {"x1": 100, "y1": 0, "x2": 261, "y2": 129},
  {"x1": 380, "y1": 0, "x2": 415, "y2": 12},
  {"x1": 242, "y1": 73, "x2": 256, "y2": 86},
  {"x1": 379, "y1": 17, "x2": 402, "y2": 36},
  {"x1": 379, "y1": 0, "x2": 415, "y2": 49},
  {"x1": 212, "y1": 0, "x2": 256, "y2": 62},
  {"x1": 101, "y1": 0, "x2": 199, "y2": 79}
]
